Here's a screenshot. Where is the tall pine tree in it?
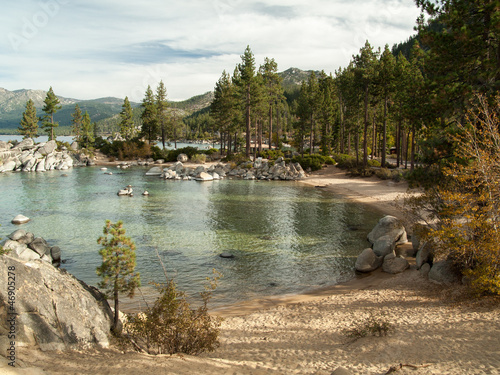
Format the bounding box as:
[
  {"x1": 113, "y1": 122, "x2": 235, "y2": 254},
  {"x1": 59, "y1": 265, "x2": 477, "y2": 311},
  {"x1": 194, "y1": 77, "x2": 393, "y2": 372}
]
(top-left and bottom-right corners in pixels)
[
  {"x1": 72, "y1": 104, "x2": 83, "y2": 144},
  {"x1": 19, "y1": 99, "x2": 39, "y2": 139},
  {"x1": 156, "y1": 80, "x2": 169, "y2": 149},
  {"x1": 119, "y1": 97, "x2": 135, "y2": 141},
  {"x1": 42, "y1": 87, "x2": 61, "y2": 141}
]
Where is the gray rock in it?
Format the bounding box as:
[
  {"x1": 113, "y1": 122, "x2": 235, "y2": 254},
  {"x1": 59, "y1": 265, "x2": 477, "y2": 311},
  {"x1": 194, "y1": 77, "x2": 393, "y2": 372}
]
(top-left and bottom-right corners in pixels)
[
  {"x1": 28, "y1": 237, "x2": 51, "y2": 256},
  {"x1": 11, "y1": 214, "x2": 30, "y2": 225},
  {"x1": 368, "y1": 215, "x2": 407, "y2": 245},
  {"x1": 1, "y1": 159, "x2": 17, "y2": 172},
  {"x1": 145, "y1": 166, "x2": 163, "y2": 176},
  {"x1": 8, "y1": 229, "x2": 27, "y2": 241},
  {"x1": 355, "y1": 248, "x2": 383, "y2": 273},
  {"x1": 382, "y1": 254, "x2": 409, "y2": 274},
  {"x1": 17, "y1": 231, "x2": 34, "y2": 245},
  {"x1": 429, "y1": 260, "x2": 461, "y2": 284},
  {"x1": 220, "y1": 252, "x2": 235, "y2": 259},
  {"x1": 18, "y1": 248, "x2": 41, "y2": 262},
  {"x1": 372, "y1": 234, "x2": 395, "y2": 257},
  {"x1": 0, "y1": 256, "x2": 112, "y2": 351},
  {"x1": 70, "y1": 141, "x2": 79, "y2": 151},
  {"x1": 420, "y1": 263, "x2": 431, "y2": 278},
  {"x1": 416, "y1": 242, "x2": 433, "y2": 269},
  {"x1": 196, "y1": 172, "x2": 214, "y2": 181},
  {"x1": 50, "y1": 246, "x2": 61, "y2": 262},
  {"x1": 177, "y1": 153, "x2": 189, "y2": 162},
  {"x1": 37, "y1": 140, "x2": 57, "y2": 155},
  {"x1": 1, "y1": 240, "x2": 28, "y2": 257},
  {"x1": 0, "y1": 140, "x2": 11, "y2": 150},
  {"x1": 13, "y1": 138, "x2": 34, "y2": 151}
]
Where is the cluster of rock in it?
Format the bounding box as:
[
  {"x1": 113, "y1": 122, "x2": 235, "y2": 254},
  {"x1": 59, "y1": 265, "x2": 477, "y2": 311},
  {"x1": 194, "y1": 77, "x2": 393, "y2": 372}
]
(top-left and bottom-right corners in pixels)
[
  {"x1": 145, "y1": 156, "x2": 306, "y2": 181},
  {"x1": 0, "y1": 255, "x2": 112, "y2": 351},
  {"x1": 0, "y1": 139, "x2": 76, "y2": 173},
  {"x1": 355, "y1": 215, "x2": 462, "y2": 284},
  {"x1": 1, "y1": 229, "x2": 61, "y2": 266}
]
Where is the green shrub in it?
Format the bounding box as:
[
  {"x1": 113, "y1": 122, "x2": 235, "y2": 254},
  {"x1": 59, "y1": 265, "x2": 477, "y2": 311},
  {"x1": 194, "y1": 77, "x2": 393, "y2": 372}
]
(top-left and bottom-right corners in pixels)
[
  {"x1": 292, "y1": 154, "x2": 334, "y2": 171},
  {"x1": 368, "y1": 159, "x2": 381, "y2": 167},
  {"x1": 125, "y1": 271, "x2": 222, "y2": 355},
  {"x1": 222, "y1": 153, "x2": 249, "y2": 164},
  {"x1": 191, "y1": 154, "x2": 207, "y2": 164},
  {"x1": 257, "y1": 149, "x2": 285, "y2": 160},
  {"x1": 375, "y1": 168, "x2": 392, "y2": 180}
]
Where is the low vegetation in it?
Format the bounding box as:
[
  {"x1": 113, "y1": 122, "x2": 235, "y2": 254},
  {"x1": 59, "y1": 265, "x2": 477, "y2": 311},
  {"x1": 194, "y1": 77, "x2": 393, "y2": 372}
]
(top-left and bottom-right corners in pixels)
[{"x1": 343, "y1": 314, "x2": 392, "y2": 341}]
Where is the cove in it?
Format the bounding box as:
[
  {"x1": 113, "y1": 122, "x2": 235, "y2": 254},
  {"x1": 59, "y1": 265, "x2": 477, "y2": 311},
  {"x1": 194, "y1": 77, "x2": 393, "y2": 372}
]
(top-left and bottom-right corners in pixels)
[{"x1": 0, "y1": 166, "x2": 383, "y2": 309}]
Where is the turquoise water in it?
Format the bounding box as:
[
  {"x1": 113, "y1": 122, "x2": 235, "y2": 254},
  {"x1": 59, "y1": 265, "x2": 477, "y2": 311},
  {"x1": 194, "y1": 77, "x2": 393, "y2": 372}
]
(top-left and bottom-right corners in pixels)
[{"x1": 0, "y1": 166, "x2": 382, "y2": 308}]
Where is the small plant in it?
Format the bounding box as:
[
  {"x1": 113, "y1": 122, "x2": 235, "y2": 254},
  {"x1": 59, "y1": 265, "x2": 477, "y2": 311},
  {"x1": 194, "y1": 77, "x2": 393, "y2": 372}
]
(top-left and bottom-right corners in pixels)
[
  {"x1": 125, "y1": 268, "x2": 222, "y2": 355},
  {"x1": 96, "y1": 220, "x2": 141, "y2": 333},
  {"x1": 344, "y1": 314, "x2": 392, "y2": 341}
]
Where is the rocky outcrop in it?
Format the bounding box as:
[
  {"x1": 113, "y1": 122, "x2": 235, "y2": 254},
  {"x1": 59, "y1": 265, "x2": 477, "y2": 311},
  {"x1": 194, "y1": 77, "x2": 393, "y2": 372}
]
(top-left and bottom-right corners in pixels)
[
  {"x1": 156, "y1": 158, "x2": 306, "y2": 181},
  {"x1": 0, "y1": 256, "x2": 112, "y2": 351},
  {"x1": 1, "y1": 230, "x2": 61, "y2": 266},
  {"x1": 428, "y1": 260, "x2": 462, "y2": 285},
  {"x1": 367, "y1": 215, "x2": 407, "y2": 246},
  {"x1": 0, "y1": 139, "x2": 77, "y2": 173}
]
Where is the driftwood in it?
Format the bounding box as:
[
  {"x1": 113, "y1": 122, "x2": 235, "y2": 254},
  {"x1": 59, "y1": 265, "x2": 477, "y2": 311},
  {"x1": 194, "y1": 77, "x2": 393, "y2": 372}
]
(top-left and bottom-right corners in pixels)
[{"x1": 384, "y1": 363, "x2": 432, "y2": 374}]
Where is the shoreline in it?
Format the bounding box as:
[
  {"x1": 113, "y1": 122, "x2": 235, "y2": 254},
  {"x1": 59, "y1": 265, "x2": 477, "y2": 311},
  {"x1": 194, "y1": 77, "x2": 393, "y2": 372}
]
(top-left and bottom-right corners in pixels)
[{"x1": 8, "y1": 162, "x2": 500, "y2": 375}]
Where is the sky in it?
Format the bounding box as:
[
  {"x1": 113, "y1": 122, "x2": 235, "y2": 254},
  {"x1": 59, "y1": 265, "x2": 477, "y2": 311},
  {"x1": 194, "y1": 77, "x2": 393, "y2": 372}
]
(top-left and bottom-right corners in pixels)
[{"x1": 1, "y1": 0, "x2": 421, "y2": 102}]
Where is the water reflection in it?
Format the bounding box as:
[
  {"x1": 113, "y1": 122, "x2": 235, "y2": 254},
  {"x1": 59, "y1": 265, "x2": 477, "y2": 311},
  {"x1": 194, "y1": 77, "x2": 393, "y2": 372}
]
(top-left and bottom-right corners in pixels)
[{"x1": 0, "y1": 167, "x2": 383, "y2": 307}]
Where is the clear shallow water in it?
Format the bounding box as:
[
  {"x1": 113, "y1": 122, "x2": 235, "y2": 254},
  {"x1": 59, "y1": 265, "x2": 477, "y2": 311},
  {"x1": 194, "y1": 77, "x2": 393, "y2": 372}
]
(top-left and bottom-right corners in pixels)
[{"x1": 0, "y1": 166, "x2": 383, "y2": 309}]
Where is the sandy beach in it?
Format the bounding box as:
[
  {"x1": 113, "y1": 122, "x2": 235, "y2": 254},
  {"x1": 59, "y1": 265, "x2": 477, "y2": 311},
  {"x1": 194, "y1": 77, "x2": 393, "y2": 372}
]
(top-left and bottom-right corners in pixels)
[{"x1": 3, "y1": 165, "x2": 499, "y2": 375}]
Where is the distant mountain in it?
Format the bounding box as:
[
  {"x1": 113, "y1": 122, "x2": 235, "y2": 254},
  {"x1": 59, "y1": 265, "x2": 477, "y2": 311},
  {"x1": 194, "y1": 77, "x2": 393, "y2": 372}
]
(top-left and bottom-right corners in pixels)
[
  {"x1": 279, "y1": 67, "x2": 321, "y2": 92},
  {"x1": 0, "y1": 68, "x2": 313, "y2": 132}
]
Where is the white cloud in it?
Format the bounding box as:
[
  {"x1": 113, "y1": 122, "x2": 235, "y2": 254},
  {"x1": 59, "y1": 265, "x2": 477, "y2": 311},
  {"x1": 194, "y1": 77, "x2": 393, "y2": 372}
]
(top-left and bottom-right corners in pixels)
[{"x1": 0, "y1": 0, "x2": 421, "y2": 101}]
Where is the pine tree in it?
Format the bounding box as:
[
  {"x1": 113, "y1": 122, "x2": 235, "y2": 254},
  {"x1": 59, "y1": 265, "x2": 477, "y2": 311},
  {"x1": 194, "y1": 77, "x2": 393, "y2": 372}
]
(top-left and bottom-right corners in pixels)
[
  {"x1": 353, "y1": 41, "x2": 379, "y2": 167},
  {"x1": 96, "y1": 220, "x2": 141, "y2": 332},
  {"x1": 235, "y1": 46, "x2": 260, "y2": 158},
  {"x1": 140, "y1": 85, "x2": 158, "y2": 144},
  {"x1": 41, "y1": 87, "x2": 61, "y2": 141},
  {"x1": 18, "y1": 99, "x2": 39, "y2": 139},
  {"x1": 156, "y1": 80, "x2": 169, "y2": 149},
  {"x1": 119, "y1": 97, "x2": 135, "y2": 141},
  {"x1": 211, "y1": 70, "x2": 237, "y2": 155},
  {"x1": 81, "y1": 111, "x2": 95, "y2": 149},
  {"x1": 72, "y1": 104, "x2": 83, "y2": 144},
  {"x1": 317, "y1": 71, "x2": 336, "y2": 155},
  {"x1": 259, "y1": 57, "x2": 284, "y2": 151},
  {"x1": 378, "y1": 45, "x2": 396, "y2": 167}
]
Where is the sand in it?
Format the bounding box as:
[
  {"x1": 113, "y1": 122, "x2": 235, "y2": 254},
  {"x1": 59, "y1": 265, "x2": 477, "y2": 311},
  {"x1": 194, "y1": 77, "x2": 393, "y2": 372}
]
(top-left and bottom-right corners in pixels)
[{"x1": 4, "y1": 166, "x2": 499, "y2": 375}]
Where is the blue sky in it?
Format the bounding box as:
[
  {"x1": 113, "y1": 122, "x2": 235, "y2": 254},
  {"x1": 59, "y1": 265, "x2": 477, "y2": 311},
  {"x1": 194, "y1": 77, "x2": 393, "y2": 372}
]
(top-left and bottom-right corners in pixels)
[{"x1": 1, "y1": 0, "x2": 421, "y2": 102}]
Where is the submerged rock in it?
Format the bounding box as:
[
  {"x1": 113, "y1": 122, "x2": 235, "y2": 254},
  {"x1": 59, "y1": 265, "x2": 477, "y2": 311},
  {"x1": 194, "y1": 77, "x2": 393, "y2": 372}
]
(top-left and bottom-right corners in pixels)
[{"x1": 11, "y1": 214, "x2": 30, "y2": 225}]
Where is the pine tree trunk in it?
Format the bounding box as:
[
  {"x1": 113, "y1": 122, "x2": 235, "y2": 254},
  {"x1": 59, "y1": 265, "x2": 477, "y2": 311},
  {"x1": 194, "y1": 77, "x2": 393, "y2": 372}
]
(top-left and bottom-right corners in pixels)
[
  {"x1": 268, "y1": 105, "x2": 273, "y2": 151},
  {"x1": 382, "y1": 95, "x2": 388, "y2": 167},
  {"x1": 396, "y1": 119, "x2": 401, "y2": 168},
  {"x1": 245, "y1": 88, "x2": 251, "y2": 158},
  {"x1": 363, "y1": 86, "x2": 369, "y2": 167},
  {"x1": 114, "y1": 290, "x2": 119, "y2": 332}
]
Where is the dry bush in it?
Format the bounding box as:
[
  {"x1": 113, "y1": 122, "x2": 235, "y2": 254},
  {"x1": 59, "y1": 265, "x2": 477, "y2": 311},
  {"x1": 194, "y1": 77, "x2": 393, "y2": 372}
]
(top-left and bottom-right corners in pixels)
[{"x1": 404, "y1": 94, "x2": 500, "y2": 295}]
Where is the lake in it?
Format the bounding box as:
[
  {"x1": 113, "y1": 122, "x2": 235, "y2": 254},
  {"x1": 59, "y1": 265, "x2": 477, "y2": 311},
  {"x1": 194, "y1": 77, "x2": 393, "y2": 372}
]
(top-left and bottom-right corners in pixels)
[{"x1": 0, "y1": 166, "x2": 382, "y2": 310}]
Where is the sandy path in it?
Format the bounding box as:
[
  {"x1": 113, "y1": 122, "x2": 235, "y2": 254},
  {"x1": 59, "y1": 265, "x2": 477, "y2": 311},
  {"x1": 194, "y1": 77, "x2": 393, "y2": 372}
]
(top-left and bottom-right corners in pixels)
[{"x1": 5, "y1": 165, "x2": 499, "y2": 375}]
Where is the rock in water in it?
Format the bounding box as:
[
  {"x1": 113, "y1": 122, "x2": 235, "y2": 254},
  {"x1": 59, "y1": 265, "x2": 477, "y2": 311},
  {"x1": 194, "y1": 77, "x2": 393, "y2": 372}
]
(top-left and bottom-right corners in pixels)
[
  {"x1": 11, "y1": 214, "x2": 30, "y2": 225},
  {"x1": 0, "y1": 256, "x2": 113, "y2": 351}
]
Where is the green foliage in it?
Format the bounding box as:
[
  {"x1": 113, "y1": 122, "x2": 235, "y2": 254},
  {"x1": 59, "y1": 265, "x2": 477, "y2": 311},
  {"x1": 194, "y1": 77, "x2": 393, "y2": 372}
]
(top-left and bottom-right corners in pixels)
[
  {"x1": 125, "y1": 270, "x2": 222, "y2": 355},
  {"x1": 119, "y1": 97, "x2": 136, "y2": 141},
  {"x1": 222, "y1": 152, "x2": 250, "y2": 164},
  {"x1": 257, "y1": 149, "x2": 284, "y2": 160},
  {"x1": 404, "y1": 94, "x2": 500, "y2": 295},
  {"x1": 97, "y1": 220, "x2": 140, "y2": 331},
  {"x1": 0, "y1": 225, "x2": 8, "y2": 256},
  {"x1": 41, "y1": 87, "x2": 61, "y2": 141},
  {"x1": 18, "y1": 99, "x2": 39, "y2": 139},
  {"x1": 343, "y1": 314, "x2": 392, "y2": 340},
  {"x1": 191, "y1": 154, "x2": 207, "y2": 164},
  {"x1": 98, "y1": 139, "x2": 152, "y2": 160},
  {"x1": 292, "y1": 154, "x2": 334, "y2": 171}
]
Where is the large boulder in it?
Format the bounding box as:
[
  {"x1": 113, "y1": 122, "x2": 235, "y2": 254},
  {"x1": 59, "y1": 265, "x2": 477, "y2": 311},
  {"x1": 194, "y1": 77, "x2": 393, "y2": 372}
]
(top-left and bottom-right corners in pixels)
[
  {"x1": 368, "y1": 215, "x2": 408, "y2": 245},
  {"x1": 416, "y1": 242, "x2": 433, "y2": 269},
  {"x1": 11, "y1": 215, "x2": 30, "y2": 225},
  {"x1": 355, "y1": 248, "x2": 383, "y2": 273},
  {"x1": 0, "y1": 159, "x2": 17, "y2": 172},
  {"x1": 145, "y1": 166, "x2": 163, "y2": 176},
  {"x1": 428, "y1": 260, "x2": 462, "y2": 285},
  {"x1": 28, "y1": 237, "x2": 51, "y2": 257},
  {"x1": 177, "y1": 153, "x2": 189, "y2": 163},
  {"x1": 196, "y1": 172, "x2": 214, "y2": 181},
  {"x1": 372, "y1": 234, "x2": 395, "y2": 257},
  {"x1": 37, "y1": 140, "x2": 57, "y2": 155},
  {"x1": 0, "y1": 256, "x2": 113, "y2": 351},
  {"x1": 382, "y1": 253, "x2": 410, "y2": 274}
]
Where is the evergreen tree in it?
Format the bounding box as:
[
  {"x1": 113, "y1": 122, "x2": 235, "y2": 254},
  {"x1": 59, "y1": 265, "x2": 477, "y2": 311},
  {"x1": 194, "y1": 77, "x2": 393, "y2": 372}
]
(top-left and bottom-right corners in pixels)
[
  {"x1": 81, "y1": 111, "x2": 95, "y2": 149},
  {"x1": 72, "y1": 104, "x2": 83, "y2": 143},
  {"x1": 156, "y1": 80, "x2": 169, "y2": 148},
  {"x1": 119, "y1": 97, "x2": 135, "y2": 141},
  {"x1": 140, "y1": 85, "x2": 158, "y2": 144},
  {"x1": 97, "y1": 220, "x2": 140, "y2": 332},
  {"x1": 235, "y1": 46, "x2": 260, "y2": 158},
  {"x1": 378, "y1": 45, "x2": 396, "y2": 167},
  {"x1": 317, "y1": 71, "x2": 336, "y2": 155},
  {"x1": 211, "y1": 70, "x2": 236, "y2": 155},
  {"x1": 18, "y1": 99, "x2": 39, "y2": 139},
  {"x1": 353, "y1": 41, "x2": 379, "y2": 166},
  {"x1": 41, "y1": 87, "x2": 61, "y2": 141},
  {"x1": 259, "y1": 57, "x2": 284, "y2": 150}
]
